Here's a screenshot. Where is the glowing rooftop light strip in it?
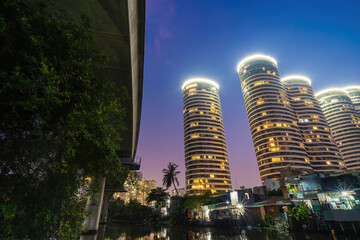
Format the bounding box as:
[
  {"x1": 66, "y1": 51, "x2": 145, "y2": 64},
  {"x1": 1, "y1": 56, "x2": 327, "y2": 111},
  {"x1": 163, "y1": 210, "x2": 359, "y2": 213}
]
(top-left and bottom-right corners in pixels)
[
  {"x1": 236, "y1": 54, "x2": 277, "y2": 73},
  {"x1": 281, "y1": 75, "x2": 312, "y2": 85},
  {"x1": 182, "y1": 78, "x2": 219, "y2": 90},
  {"x1": 315, "y1": 88, "x2": 348, "y2": 97},
  {"x1": 344, "y1": 86, "x2": 360, "y2": 91}
]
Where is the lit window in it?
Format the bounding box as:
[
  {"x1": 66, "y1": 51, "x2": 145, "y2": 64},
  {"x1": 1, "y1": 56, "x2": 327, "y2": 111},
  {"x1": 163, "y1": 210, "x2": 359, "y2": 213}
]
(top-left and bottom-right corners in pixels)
[
  {"x1": 305, "y1": 158, "x2": 310, "y2": 163},
  {"x1": 326, "y1": 161, "x2": 331, "y2": 165},
  {"x1": 262, "y1": 112, "x2": 267, "y2": 116},
  {"x1": 257, "y1": 100, "x2": 265, "y2": 105},
  {"x1": 190, "y1": 134, "x2": 200, "y2": 139},
  {"x1": 269, "y1": 147, "x2": 280, "y2": 152},
  {"x1": 254, "y1": 81, "x2": 269, "y2": 86},
  {"x1": 213, "y1": 135, "x2": 219, "y2": 139},
  {"x1": 272, "y1": 157, "x2": 281, "y2": 162},
  {"x1": 210, "y1": 174, "x2": 215, "y2": 178}
]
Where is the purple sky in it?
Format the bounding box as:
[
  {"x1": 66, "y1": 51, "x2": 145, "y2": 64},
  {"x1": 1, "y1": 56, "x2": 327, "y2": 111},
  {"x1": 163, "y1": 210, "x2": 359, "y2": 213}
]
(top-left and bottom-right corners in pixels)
[{"x1": 136, "y1": 0, "x2": 360, "y2": 190}]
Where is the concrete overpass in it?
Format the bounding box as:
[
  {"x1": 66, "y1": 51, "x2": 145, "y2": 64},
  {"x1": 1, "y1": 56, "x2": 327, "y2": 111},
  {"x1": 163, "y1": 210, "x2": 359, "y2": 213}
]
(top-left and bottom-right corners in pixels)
[{"x1": 56, "y1": 0, "x2": 146, "y2": 239}]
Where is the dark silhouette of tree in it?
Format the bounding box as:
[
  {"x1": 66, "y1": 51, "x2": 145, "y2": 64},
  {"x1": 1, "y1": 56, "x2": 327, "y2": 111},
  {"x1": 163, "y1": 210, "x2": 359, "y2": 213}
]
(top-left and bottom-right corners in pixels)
[
  {"x1": 146, "y1": 187, "x2": 169, "y2": 208},
  {"x1": 162, "y1": 162, "x2": 180, "y2": 196},
  {"x1": 0, "y1": 0, "x2": 128, "y2": 238}
]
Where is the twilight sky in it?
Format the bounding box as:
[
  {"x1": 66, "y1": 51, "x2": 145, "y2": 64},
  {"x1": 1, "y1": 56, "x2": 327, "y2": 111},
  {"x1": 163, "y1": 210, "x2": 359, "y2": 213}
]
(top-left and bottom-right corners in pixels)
[{"x1": 136, "y1": 0, "x2": 360, "y2": 190}]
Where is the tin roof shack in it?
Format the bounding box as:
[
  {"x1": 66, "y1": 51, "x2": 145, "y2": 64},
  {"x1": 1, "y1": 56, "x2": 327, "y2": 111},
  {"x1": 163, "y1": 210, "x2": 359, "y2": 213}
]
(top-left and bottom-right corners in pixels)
[
  {"x1": 317, "y1": 171, "x2": 360, "y2": 223},
  {"x1": 284, "y1": 171, "x2": 360, "y2": 234},
  {"x1": 284, "y1": 173, "x2": 324, "y2": 210},
  {"x1": 253, "y1": 185, "x2": 268, "y2": 202},
  {"x1": 246, "y1": 196, "x2": 291, "y2": 226},
  {"x1": 196, "y1": 189, "x2": 254, "y2": 225}
]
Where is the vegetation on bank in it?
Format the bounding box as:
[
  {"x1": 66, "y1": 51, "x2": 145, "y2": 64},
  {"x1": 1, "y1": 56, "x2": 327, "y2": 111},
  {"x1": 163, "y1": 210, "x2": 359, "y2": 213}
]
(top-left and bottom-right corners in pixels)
[
  {"x1": 107, "y1": 199, "x2": 155, "y2": 224},
  {"x1": 0, "y1": 0, "x2": 129, "y2": 238},
  {"x1": 107, "y1": 189, "x2": 219, "y2": 226}
]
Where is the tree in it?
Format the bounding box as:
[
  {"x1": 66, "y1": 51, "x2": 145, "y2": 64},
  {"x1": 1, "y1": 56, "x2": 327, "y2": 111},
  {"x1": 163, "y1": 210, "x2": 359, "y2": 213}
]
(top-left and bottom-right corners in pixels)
[
  {"x1": 162, "y1": 162, "x2": 180, "y2": 196},
  {"x1": 183, "y1": 191, "x2": 213, "y2": 210},
  {"x1": 146, "y1": 187, "x2": 169, "y2": 208},
  {"x1": 0, "y1": 0, "x2": 128, "y2": 238},
  {"x1": 290, "y1": 203, "x2": 310, "y2": 223}
]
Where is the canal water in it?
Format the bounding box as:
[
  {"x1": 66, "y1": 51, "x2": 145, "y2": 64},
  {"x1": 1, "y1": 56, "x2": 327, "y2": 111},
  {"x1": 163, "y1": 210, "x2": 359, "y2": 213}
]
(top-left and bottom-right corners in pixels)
[{"x1": 104, "y1": 224, "x2": 359, "y2": 240}]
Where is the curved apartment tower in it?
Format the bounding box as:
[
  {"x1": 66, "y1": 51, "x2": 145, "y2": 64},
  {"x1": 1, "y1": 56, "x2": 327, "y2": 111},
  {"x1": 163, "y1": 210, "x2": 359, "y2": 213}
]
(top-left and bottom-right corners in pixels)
[
  {"x1": 182, "y1": 78, "x2": 232, "y2": 195},
  {"x1": 282, "y1": 76, "x2": 345, "y2": 172},
  {"x1": 237, "y1": 55, "x2": 312, "y2": 183},
  {"x1": 344, "y1": 86, "x2": 360, "y2": 114},
  {"x1": 316, "y1": 89, "x2": 360, "y2": 170}
]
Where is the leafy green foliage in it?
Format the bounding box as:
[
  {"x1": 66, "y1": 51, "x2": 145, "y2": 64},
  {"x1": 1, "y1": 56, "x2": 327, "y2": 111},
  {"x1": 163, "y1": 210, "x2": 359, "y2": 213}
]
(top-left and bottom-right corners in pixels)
[
  {"x1": 146, "y1": 188, "x2": 170, "y2": 208},
  {"x1": 107, "y1": 199, "x2": 153, "y2": 224},
  {"x1": 0, "y1": 0, "x2": 128, "y2": 238},
  {"x1": 290, "y1": 203, "x2": 310, "y2": 223},
  {"x1": 285, "y1": 184, "x2": 298, "y2": 193},
  {"x1": 264, "y1": 213, "x2": 273, "y2": 226},
  {"x1": 183, "y1": 191, "x2": 213, "y2": 210},
  {"x1": 162, "y1": 162, "x2": 180, "y2": 195}
]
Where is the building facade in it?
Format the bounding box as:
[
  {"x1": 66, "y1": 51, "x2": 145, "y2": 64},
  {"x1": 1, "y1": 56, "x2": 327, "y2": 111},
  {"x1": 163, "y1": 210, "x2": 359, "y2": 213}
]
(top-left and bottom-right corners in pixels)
[
  {"x1": 316, "y1": 89, "x2": 360, "y2": 170},
  {"x1": 114, "y1": 176, "x2": 156, "y2": 205},
  {"x1": 282, "y1": 76, "x2": 345, "y2": 173},
  {"x1": 182, "y1": 78, "x2": 232, "y2": 195},
  {"x1": 237, "y1": 55, "x2": 312, "y2": 183},
  {"x1": 344, "y1": 86, "x2": 360, "y2": 114}
]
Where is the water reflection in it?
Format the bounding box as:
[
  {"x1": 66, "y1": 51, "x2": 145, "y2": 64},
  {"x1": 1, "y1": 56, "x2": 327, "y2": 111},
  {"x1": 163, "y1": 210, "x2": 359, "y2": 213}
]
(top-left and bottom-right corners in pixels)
[{"x1": 104, "y1": 225, "x2": 354, "y2": 240}]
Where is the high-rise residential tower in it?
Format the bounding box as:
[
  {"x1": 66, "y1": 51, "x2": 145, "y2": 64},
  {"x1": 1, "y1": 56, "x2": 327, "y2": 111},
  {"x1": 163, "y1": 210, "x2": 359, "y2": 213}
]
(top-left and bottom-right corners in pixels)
[
  {"x1": 182, "y1": 78, "x2": 232, "y2": 195},
  {"x1": 344, "y1": 86, "x2": 360, "y2": 114},
  {"x1": 316, "y1": 89, "x2": 360, "y2": 170},
  {"x1": 237, "y1": 55, "x2": 312, "y2": 183},
  {"x1": 282, "y1": 76, "x2": 345, "y2": 172}
]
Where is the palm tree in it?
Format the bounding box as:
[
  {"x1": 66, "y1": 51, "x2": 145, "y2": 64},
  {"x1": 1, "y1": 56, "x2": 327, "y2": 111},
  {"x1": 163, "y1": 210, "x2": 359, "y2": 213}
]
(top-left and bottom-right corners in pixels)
[
  {"x1": 162, "y1": 162, "x2": 180, "y2": 196},
  {"x1": 146, "y1": 187, "x2": 169, "y2": 208}
]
